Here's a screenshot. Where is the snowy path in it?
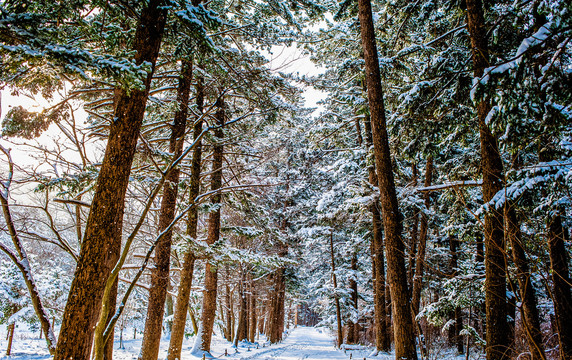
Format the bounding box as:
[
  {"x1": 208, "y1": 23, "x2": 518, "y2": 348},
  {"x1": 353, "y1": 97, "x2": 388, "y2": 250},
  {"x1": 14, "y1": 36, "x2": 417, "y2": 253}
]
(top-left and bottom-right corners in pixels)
[
  {"x1": 0, "y1": 325, "x2": 391, "y2": 360},
  {"x1": 225, "y1": 327, "x2": 372, "y2": 360}
]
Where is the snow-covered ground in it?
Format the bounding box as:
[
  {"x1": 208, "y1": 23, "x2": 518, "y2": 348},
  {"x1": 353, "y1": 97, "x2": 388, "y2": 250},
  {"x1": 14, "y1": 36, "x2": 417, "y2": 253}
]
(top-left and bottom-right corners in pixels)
[{"x1": 0, "y1": 325, "x2": 395, "y2": 360}]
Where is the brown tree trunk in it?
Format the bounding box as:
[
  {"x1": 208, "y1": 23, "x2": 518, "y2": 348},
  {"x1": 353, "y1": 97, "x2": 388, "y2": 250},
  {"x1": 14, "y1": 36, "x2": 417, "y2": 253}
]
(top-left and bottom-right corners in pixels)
[
  {"x1": 411, "y1": 156, "x2": 433, "y2": 316},
  {"x1": 364, "y1": 114, "x2": 391, "y2": 353},
  {"x1": 54, "y1": 3, "x2": 168, "y2": 360},
  {"x1": 276, "y1": 268, "x2": 286, "y2": 339},
  {"x1": 192, "y1": 95, "x2": 225, "y2": 354},
  {"x1": 139, "y1": 58, "x2": 193, "y2": 360},
  {"x1": 223, "y1": 273, "x2": 233, "y2": 342},
  {"x1": 465, "y1": 0, "x2": 509, "y2": 358},
  {"x1": 408, "y1": 165, "x2": 419, "y2": 291},
  {"x1": 166, "y1": 71, "x2": 205, "y2": 360},
  {"x1": 357, "y1": 0, "x2": 418, "y2": 357},
  {"x1": 249, "y1": 284, "x2": 257, "y2": 342},
  {"x1": 165, "y1": 293, "x2": 174, "y2": 333},
  {"x1": 269, "y1": 268, "x2": 286, "y2": 343},
  {"x1": 103, "y1": 279, "x2": 118, "y2": 360},
  {"x1": 329, "y1": 232, "x2": 343, "y2": 348},
  {"x1": 235, "y1": 275, "x2": 249, "y2": 345},
  {"x1": 547, "y1": 213, "x2": 572, "y2": 360},
  {"x1": 258, "y1": 298, "x2": 266, "y2": 336},
  {"x1": 347, "y1": 254, "x2": 359, "y2": 344},
  {"x1": 447, "y1": 237, "x2": 464, "y2": 355},
  {"x1": 505, "y1": 206, "x2": 545, "y2": 360},
  {"x1": 6, "y1": 323, "x2": 14, "y2": 356}
]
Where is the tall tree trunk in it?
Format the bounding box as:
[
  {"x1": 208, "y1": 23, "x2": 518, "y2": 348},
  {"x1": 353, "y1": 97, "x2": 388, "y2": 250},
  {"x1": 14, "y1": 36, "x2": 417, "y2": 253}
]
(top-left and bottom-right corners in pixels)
[
  {"x1": 249, "y1": 284, "x2": 257, "y2": 343},
  {"x1": 447, "y1": 237, "x2": 464, "y2": 354},
  {"x1": 465, "y1": 0, "x2": 509, "y2": 358},
  {"x1": 408, "y1": 165, "x2": 419, "y2": 291},
  {"x1": 258, "y1": 298, "x2": 266, "y2": 336},
  {"x1": 54, "y1": 3, "x2": 167, "y2": 360},
  {"x1": 224, "y1": 272, "x2": 233, "y2": 342},
  {"x1": 411, "y1": 156, "x2": 433, "y2": 316},
  {"x1": 167, "y1": 72, "x2": 205, "y2": 360},
  {"x1": 505, "y1": 206, "x2": 545, "y2": 360},
  {"x1": 276, "y1": 266, "x2": 286, "y2": 340},
  {"x1": 547, "y1": 213, "x2": 572, "y2": 360},
  {"x1": 235, "y1": 275, "x2": 249, "y2": 345},
  {"x1": 357, "y1": 0, "x2": 418, "y2": 357},
  {"x1": 139, "y1": 58, "x2": 193, "y2": 360},
  {"x1": 364, "y1": 114, "x2": 391, "y2": 353},
  {"x1": 347, "y1": 254, "x2": 359, "y2": 344},
  {"x1": 192, "y1": 95, "x2": 225, "y2": 355},
  {"x1": 329, "y1": 232, "x2": 343, "y2": 347}
]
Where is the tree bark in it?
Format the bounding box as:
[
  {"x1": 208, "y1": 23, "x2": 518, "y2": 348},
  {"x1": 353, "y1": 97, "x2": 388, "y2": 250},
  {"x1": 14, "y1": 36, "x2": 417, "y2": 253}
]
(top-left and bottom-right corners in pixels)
[
  {"x1": 547, "y1": 213, "x2": 572, "y2": 360},
  {"x1": 364, "y1": 114, "x2": 391, "y2": 353},
  {"x1": 447, "y1": 237, "x2": 464, "y2": 354},
  {"x1": 505, "y1": 205, "x2": 545, "y2": 360},
  {"x1": 411, "y1": 156, "x2": 433, "y2": 316},
  {"x1": 249, "y1": 284, "x2": 257, "y2": 343},
  {"x1": 465, "y1": 0, "x2": 509, "y2": 358},
  {"x1": 223, "y1": 272, "x2": 233, "y2": 342},
  {"x1": 357, "y1": 0, "x2": 418, "y2": 356},
  {"x1": 347, "y1": 254, "x2": 359, "y2": 344},
  {"x1": 408, "y1": 165, "x2": 419, "y2": 291},
  {"x1": 234, "y1": 274, "x2": 249, "y2": 345},
  {"x1": 6, "y1": 323, "x2": 14, "y2": 356},
  {"x1": 192, "y1": 95, "x2": 225, "y2": 354},
  {"x1": 329, "y1": 232, "x2": 343, "y2": 347},
  {"x1": 139, "y1": 58, "x2": 193, "y2": 360},
  {"x1": 167, "y1": 75, "x2": 204, "y2": 360},
  {"x1": 54, "y1": 3, "x2": 167, "y2": 360}
]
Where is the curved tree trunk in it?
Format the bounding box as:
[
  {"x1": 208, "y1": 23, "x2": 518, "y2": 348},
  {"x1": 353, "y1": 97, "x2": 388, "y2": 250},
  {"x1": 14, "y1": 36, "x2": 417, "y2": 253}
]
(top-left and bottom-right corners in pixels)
[
  {"x1": 357, "y1": 0, "x2": 418, "y2": 357},
  {"x1": 465, "y1": 0, "x2": 509, "y2": 358},
  {"x1": 54, "y1": 3, "x2": 168, "y2": 360},
  {"x1": 139, "y1": 58, "x2": 194, "y2": 360},
  {"x1": 192, "y1": 95, "x2": 225, "y2": 355}
]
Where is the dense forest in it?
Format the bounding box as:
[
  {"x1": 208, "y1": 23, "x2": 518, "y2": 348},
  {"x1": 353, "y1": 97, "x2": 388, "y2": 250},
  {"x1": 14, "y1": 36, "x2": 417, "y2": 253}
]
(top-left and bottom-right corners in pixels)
[{"x1": 0, "y1": 0, "x2": 571, "y2": 360}]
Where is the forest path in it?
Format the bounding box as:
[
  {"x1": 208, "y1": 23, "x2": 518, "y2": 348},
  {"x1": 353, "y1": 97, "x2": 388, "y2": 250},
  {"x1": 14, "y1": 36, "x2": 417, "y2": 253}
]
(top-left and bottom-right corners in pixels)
[{"x1": 227, "y1": 327, "x2": 368, "y2": 360}]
